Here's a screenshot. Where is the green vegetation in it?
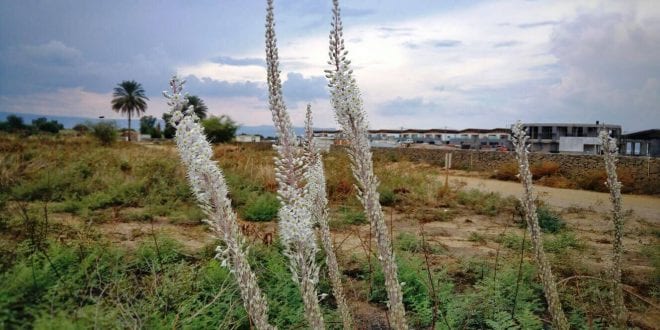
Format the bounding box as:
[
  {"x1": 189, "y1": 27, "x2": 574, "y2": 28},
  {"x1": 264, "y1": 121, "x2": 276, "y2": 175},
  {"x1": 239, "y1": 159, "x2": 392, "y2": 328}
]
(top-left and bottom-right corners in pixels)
[
  {"x1": 1, "y1": 138, "x2": 657, "y2": 328},
  {"x1": 457, "y1": 189, "x2": 517, "y2": 216},
  {"x1": 202, "y1": 115, "x2": 238, "y2": 143},
  {"x1": 90, "y1": 121, "x2": 119, "y2": 146},
  {"x1": 139, "y1": 115, "x2": 162, "y2": 138},
  {"x1": 243, "y1": 193, "x2": 279, "y2": 221},
  {"x1": 0, "y1": 115, "x2": 64, "y2": 135},
  {"x1": 536, "y1": 205, "x2": 566, "y2": 233}
]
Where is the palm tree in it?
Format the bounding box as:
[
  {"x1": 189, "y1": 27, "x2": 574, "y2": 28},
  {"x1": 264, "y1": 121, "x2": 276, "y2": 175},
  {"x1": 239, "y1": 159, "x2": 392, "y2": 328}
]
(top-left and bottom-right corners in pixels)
[
  {"x1": 185, "y1": 95, "x2": 208, "y2": 119},
  {"x1": 111, "y1": 80, "x2": 149, "y2": 141}
]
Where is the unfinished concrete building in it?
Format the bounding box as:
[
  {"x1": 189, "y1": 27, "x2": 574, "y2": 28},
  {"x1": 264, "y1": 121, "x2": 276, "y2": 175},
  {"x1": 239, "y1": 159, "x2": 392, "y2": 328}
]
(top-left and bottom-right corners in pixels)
[
  {"x1": 621, "y1": 129, "x2": 660, "y2": 157},
  {"x1": 522, "y1": 122, "x2": 622, "y2": 154}
]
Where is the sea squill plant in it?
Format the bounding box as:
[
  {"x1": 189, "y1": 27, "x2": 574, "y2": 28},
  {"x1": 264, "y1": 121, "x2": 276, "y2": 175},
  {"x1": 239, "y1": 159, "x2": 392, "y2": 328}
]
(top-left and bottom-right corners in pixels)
[
  {"x1": 302, "y1": 105, "x2": 354, "y2": 329},
  {"x1": 511, "y1": 121, "x2": 568, "y2": 330},
  {"x1": 265, "y1": 1, "x2": 324, "y2": 328},
  {"x1": 325, "y1": 0, "x2": 407, "y2": 328},
  {"x1": 163, "y1": 76, "x2": 274, "y2": 330},
  {"x1": 599, "y1": 129, "x2": 627, "y2": 327}
]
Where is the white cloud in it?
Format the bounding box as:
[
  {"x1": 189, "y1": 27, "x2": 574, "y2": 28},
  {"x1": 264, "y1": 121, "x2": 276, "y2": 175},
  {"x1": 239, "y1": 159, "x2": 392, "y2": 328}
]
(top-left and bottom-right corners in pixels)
[
  {"x1": 178, "y1": 62, "x2": 267, "y2": 84},
  {"x1": 31, "y1": 0, "x2": 651, "y2": 131}
]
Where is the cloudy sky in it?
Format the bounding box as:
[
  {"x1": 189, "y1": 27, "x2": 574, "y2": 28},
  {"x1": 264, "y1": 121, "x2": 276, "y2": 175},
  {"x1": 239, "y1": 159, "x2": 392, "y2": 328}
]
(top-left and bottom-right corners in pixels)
[{"x1": 1, "y1": 0, "x2": 658, "y2": 132}]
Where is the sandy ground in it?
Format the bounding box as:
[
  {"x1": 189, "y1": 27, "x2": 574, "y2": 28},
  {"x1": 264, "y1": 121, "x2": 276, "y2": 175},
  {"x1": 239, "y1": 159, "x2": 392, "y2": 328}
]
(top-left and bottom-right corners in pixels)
[{"x1": 450, "y1": 175, "x2": 660, "y2": 223}]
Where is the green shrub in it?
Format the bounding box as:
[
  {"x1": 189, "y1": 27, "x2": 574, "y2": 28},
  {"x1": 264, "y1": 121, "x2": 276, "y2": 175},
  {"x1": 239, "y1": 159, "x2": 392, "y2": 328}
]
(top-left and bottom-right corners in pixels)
[
  {"x1": 368, "y1": 255, "x2": 456, "y2": 328},
  {"x1": 89, "y1": 121, "x2": 118, "y2": 146},
  {"x1": 460, "y1": 261, "x2": 544, "y2": 329},
  {"x1": 396, "y1": 232, "x2": 442, "y2": 254},
  {"x1": 249, "y1": 244, "x2": 307, "y2": 327},
  {"x1": 537, "y1": 206, "x2": 565, "y2": 233},
  {"x1": 468, "y1": 232, "x2": 487, "y2": 244},
  {"x1": 499, "y1": 233, "x2": 531, "y2": 251},
  {"x1": 243, "y1": 193, "x2": 279, "y2": 221},
  {"x1": 0, "y1": 238, "x2": 250, "y2": 329},
  {"x1": 457, "y1": 189, "x2": 516, "y2": 216},
  {"x1": 545, "y1": 232, "x2": 583, "y2": 253},
  {"x1": 340, "y1": 206, "x2": 367, "y2": 225},
  {"x1": 378, "y1": 189, "x2": 399, "y2": 206},
  {"x1": 202, "y1": 115, "x2": 238, "y2": 143}
]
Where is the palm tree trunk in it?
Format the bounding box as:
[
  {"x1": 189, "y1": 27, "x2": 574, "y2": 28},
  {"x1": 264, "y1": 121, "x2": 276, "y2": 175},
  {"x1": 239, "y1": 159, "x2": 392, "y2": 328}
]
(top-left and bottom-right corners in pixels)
[{"x1": 128, "y1": 111, "x2": 132, "y2": 142}]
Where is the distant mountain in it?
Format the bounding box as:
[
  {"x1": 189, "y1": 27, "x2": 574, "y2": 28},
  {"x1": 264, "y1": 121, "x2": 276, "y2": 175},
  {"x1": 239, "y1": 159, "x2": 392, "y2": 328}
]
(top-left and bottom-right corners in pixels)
[
  {"x1": 237, "y1": 125, "x2": 312, "y2": 138},
  {"x1": 0, "y1": 112, "x2": 334, "y2": 137}
]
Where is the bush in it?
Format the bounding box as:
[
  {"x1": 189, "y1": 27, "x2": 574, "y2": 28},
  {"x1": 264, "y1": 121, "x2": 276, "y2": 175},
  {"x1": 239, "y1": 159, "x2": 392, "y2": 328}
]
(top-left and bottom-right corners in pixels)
[
  {"x1": 545, "y1": 232, "x2": 583, "y2": 253},
  {"x1": 0, "y1": 239, "x2": 250, "y2": 329},
  {"x1": 536, "y1": 206, "x2": 565, "y2": 233},
  {"x1": 492, "y1": 161, "x2": 519, "y2": 181},
  {"x1": 90, "y1": 121, "x2": 118, "y2": 146},
  {"x1": 575, "y1": 168, "x2": 635, "y2": 193},
  {"x1": 537, "y1": 175, "x2": 574, "y2": 189},
  {"x1": 368, "y1": 255, "x2": 455, "y2": 328},
  {"x1": 396, "y1": 232, "x2": 442, "y2": 254},
  {"x1": 243, "y1": 193, "x2": 279, "y2": 221},
  {"x1": 72, "y1": 124, "x2": 89, "y2": 134},
  {"x1": 202, "y1": 115, "x2": 238, "y2": 143},
  {"x1": 457, "y1": 189, "x2": 517, "y2": 216},
  {"x1": 530, "y1": 161, "x2": 560, "y2": 179},
  {"x1": 340, "y1": 206, "x2": 367, "y2": 225},
  {"x1": 31, "y1": 117, "x2": 64, "y2": 134},
  {"x1": 378, "y1": 189, "x2": 399, "y2": 206}
]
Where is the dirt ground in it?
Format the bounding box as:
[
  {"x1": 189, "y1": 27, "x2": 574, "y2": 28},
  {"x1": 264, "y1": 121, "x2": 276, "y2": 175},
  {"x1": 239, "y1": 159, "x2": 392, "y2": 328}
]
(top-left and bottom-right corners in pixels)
[{"x1": 451, "y1": 174, "x2": 660, "y2": 223}]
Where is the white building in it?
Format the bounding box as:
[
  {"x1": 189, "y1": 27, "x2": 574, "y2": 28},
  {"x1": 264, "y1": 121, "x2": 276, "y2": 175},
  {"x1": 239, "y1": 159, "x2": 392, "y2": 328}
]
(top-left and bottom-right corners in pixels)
[{"x1": 235, "y1": 134, "x2": 261, "y2": 143}]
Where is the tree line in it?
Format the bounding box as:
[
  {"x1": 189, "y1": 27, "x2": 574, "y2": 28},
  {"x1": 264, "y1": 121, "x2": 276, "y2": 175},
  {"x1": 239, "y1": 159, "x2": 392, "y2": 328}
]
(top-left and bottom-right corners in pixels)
[
  {"x1": 0, "y1": 115, "x2": 64, "y2": 134},
  {"x1": 1, "y1": 81, "x2": 238, "y2": 144}
]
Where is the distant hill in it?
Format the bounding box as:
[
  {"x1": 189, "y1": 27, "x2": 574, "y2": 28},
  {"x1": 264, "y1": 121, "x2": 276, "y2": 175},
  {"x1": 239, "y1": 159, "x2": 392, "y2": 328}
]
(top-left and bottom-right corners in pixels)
[{"x1": 0, "y1": 112, "x2": 333, "y2": 137}]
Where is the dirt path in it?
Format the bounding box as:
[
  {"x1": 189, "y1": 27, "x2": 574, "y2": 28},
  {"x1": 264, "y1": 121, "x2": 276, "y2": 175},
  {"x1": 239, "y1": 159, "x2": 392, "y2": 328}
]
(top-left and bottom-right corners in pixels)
[{"x1": 450, "y1": 175, "x2": 660, "y2": 222}]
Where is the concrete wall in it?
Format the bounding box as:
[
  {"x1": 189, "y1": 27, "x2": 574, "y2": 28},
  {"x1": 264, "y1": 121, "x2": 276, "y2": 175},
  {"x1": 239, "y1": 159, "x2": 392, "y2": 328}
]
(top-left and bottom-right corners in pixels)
[
  {"x1": 370, "y1": 147, "x2": 660, "y2": 194},
  {"x1": 558, "y1": 136, "x2": 601, "y2": 153}
]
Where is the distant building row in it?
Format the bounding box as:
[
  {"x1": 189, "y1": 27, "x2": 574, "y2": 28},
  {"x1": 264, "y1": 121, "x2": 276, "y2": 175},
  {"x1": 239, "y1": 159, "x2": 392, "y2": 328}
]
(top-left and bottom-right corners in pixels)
[
  {"x1": 314, "y1": 128, "x2": 511, "y2": 151},
  {"x1": 310, "y1": 123, "x2": 660, "y2": 157}
]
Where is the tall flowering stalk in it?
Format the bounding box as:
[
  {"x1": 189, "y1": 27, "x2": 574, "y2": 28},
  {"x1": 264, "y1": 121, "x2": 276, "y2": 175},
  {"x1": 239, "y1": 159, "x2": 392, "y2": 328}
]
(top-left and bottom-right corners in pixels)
[
  {"x1": 264, "y1": 1, "x2": 324, "y2": 328},
  {"x1": 599, "y1": 129, "x2": 627, "y2": 326},
  {"x1": 163, "y1": 76, "x2": 274, "y2": 330},
  {"x1": 326, "y1": 1, "x2": 407, "y2": 328},
  {"x1": 303, "y1": 105, "x2": 354, "y2": 329},
  {"x1": 511, "y1": 122, "x2": 568, "y2": 330}
]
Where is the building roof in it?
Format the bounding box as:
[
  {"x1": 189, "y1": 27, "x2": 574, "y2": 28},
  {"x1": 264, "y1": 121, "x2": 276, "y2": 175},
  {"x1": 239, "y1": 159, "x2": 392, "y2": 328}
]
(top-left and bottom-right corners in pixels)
[
  {"x1": 622, "y1": 129, "x2": 660, "y2": 139},
  {"x1": 522, "y1": 122, "x2": 621, "y2": 129},
  {"x1": 367, "y1": 128, "x2": 511, "y2": 134}
]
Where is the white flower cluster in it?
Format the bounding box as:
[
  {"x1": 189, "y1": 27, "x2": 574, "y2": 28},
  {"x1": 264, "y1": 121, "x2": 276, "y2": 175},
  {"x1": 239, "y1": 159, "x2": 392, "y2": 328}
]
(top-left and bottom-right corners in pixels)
[
  {"x1": 302, "y1": 105, "x2": 354, "y2": 329},
  {"x1": 265, "y1": 1, "x2": 324, "y2": 328},
  {"x1": 326, "y1": 1, "x2": 407, "y2": 328},
  {"x1": 164, "y1": 76, "x2": 274, "y2": 330}
]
